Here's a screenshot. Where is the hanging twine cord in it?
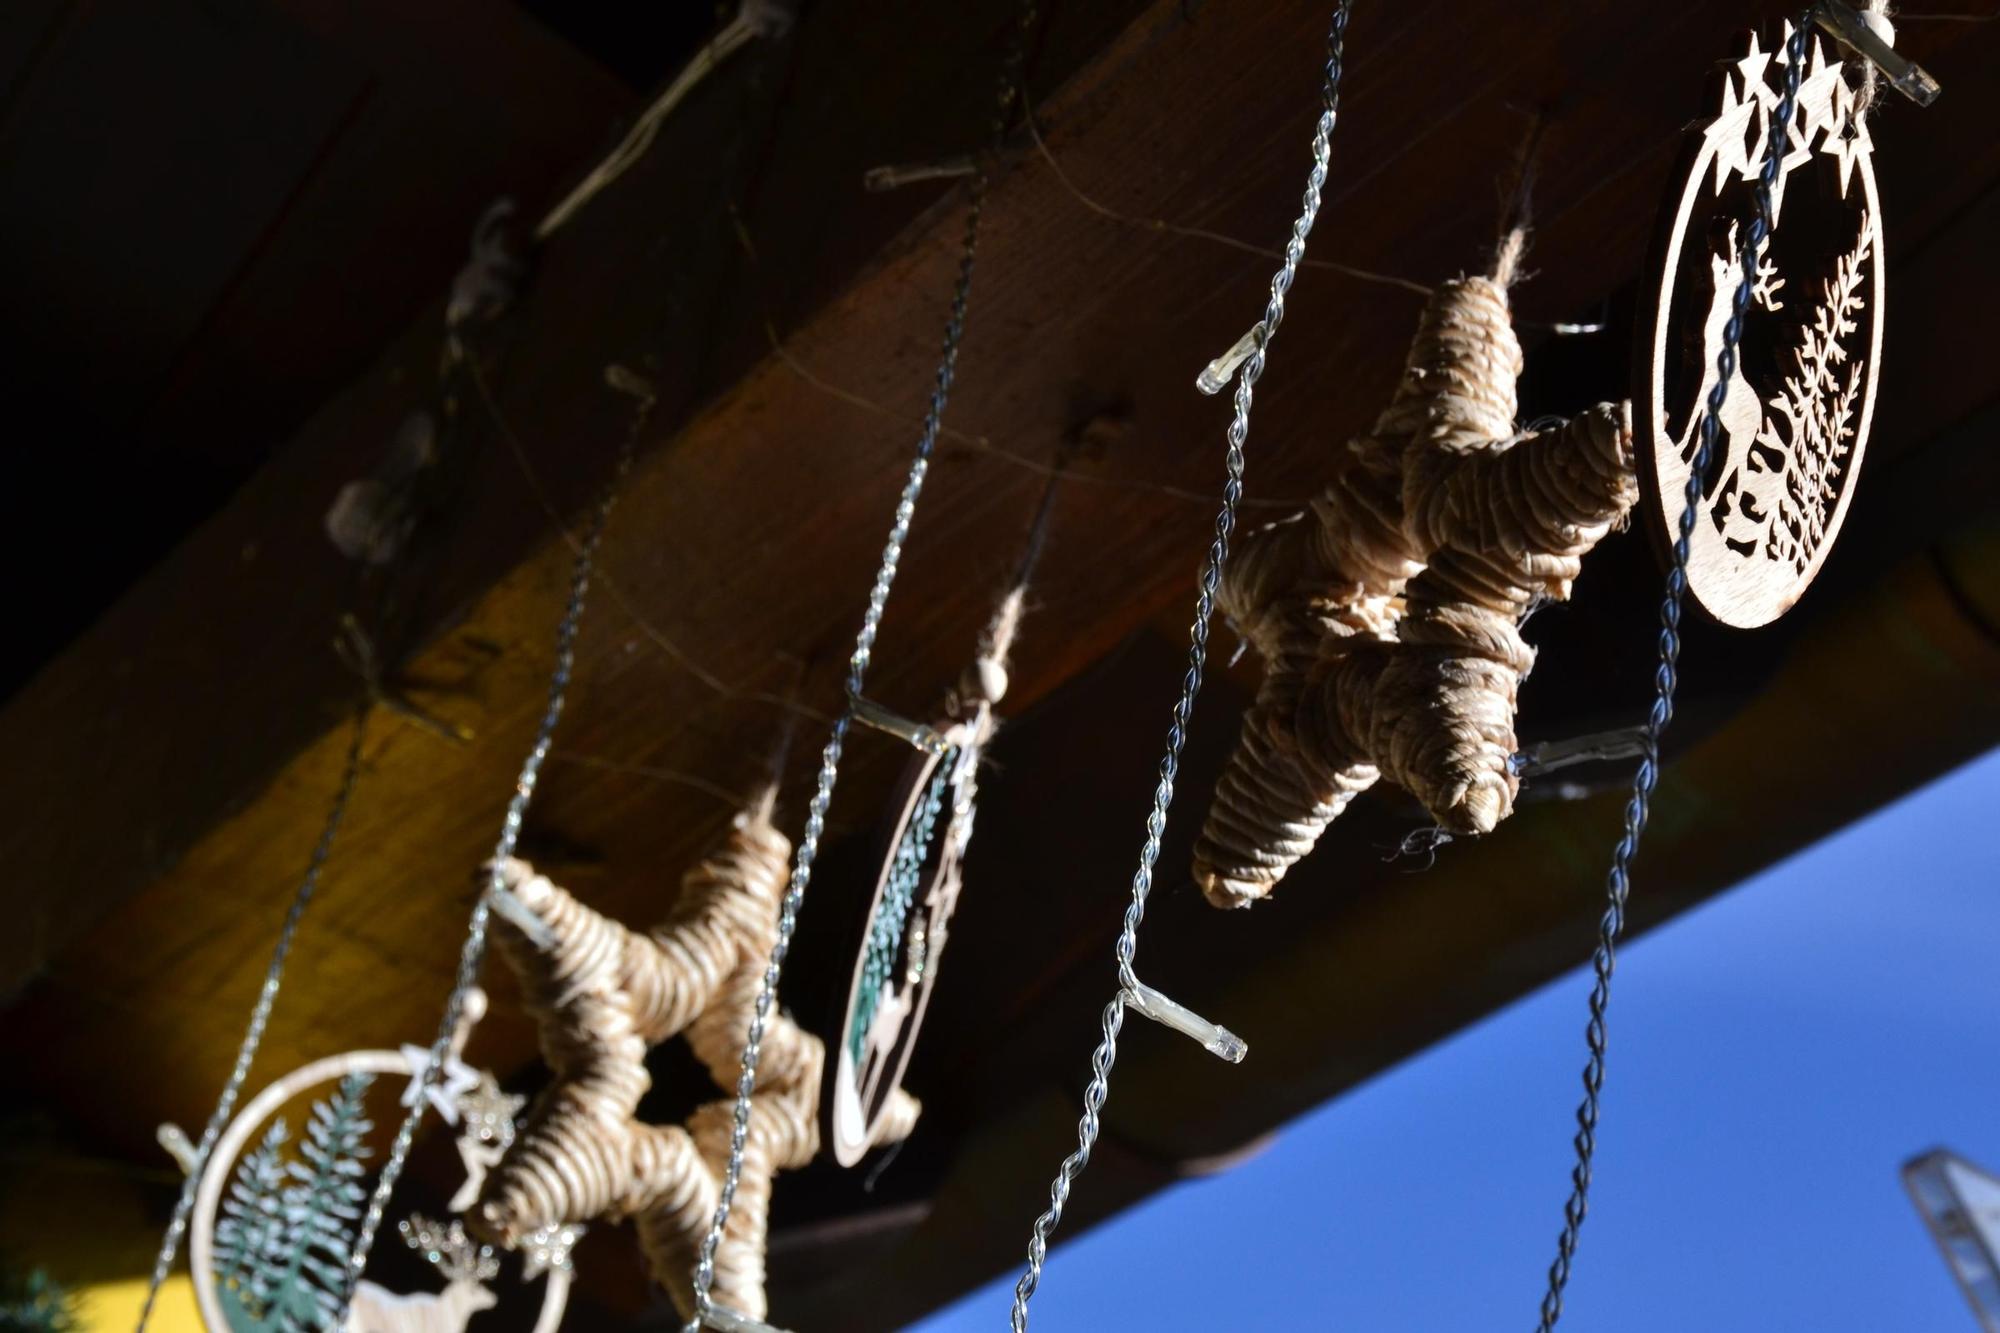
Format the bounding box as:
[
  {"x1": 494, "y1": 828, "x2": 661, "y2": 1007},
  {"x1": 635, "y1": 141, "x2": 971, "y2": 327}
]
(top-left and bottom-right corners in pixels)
[
  {"x1": 685, "y1": 6, "x2": 1040, "y2": 1326},
  {"x1": 1006, "y1": 5, "x2": 1351, "y2": 1326},
  {"x1": 335, "y1": 382, "x2": 651, "y2": 1318},
  {"x1": 1532, "y1": 16, "x2": 1810, "y2": 1330},
  {"x1": 133, "y1": 707, "x2": 367, "y2": 1331},
  {"x1": 1190, "y1": 236, "x2": 1639, "y2": 908}
]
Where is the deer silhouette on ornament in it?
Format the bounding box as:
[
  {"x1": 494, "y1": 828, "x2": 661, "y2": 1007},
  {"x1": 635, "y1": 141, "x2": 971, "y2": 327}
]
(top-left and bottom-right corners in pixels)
[{"x1": 165, "y1": 989, "x2": 579, "y2": 1333}]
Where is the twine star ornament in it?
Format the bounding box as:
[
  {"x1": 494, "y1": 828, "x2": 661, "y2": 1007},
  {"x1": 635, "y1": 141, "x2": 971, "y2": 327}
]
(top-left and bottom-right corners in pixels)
[
  {"x1": 472, "y1": 796, "x2": 918, "y2": 1321},
  {"x1": 1193, "y1": 241, "x2": 1639, "y2": 908}
]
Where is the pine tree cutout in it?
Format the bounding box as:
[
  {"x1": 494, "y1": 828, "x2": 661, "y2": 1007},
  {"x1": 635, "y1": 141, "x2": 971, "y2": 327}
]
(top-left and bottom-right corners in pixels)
[
  {"x1": 215, "y1": 1121, "x2": 291, "y2": 1327},
  {"x1": 210, "y1": 1072, "x2": 376, "y2": 1332}
]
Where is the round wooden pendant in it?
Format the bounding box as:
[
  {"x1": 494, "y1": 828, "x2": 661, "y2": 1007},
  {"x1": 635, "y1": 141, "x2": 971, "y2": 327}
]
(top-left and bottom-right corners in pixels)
[
  {"x1": 829, "y1": 720, "x2": 983, "y2": 1167},
  {"x1": 185, "y1": 994, "x2": 575, "y2": 1333},
  {"x1": 1637, "y1": 26, "x2": 1884, "y2": 628}
]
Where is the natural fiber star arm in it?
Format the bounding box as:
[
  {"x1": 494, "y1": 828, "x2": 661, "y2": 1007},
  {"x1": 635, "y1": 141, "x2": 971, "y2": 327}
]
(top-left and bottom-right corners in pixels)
[
  {"x1": 1194, "y1": 264, "x2": 1637, "y2": 908},
  {"x1": 1364, "y1": 402, "x2": 1638, "y2": 835},
  {"x1": 473, "y1": 803, "x2": 853, "y2": 1320}
]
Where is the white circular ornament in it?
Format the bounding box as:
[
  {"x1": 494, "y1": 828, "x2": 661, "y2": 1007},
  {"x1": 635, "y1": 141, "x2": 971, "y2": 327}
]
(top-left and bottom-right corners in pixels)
[
  {"x1": 1637, "y1": 24, "x2": 1885, "y2": 628},
  {"x1": 828, "y1": 717, "x2": 986, "y2": 1168},
  {"x1": 179, "y1": 992, "x2": 575, "y2": 1333}
]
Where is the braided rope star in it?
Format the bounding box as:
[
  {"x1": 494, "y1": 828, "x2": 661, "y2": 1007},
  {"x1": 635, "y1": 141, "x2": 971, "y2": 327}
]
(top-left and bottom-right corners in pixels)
[
  {"x1": 474, "y1": 796, "x2": 917, "y2": 1321},
  {"x1": 1193, "y1": 245, "x2": 1639, "y2": 908}
]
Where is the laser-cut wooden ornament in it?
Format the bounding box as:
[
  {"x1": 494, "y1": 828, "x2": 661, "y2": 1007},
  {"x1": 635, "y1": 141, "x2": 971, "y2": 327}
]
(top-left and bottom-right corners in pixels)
[
  {"x1": 175, "y1": 990, "x2": 576, "y2": 1333},
  {"x1": 1637, "y1": 24, "x2": 1885, "y2": 628},
  {"x1": 827, "y1": 659, "x2": 1002, "y2": 1167}
]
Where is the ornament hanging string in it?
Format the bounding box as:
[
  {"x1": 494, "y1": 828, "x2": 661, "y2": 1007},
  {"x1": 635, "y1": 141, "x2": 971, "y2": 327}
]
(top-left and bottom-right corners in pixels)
[
  {"x1": 721, "y1": 203, "x2": 1305, "y2": 514},
  {"x1": 1531, "y1": 16, "x2": 1809, "y2": 1330},
  {"x1": 1007, "y1": 4, "x2": 1353, "y2": 1326},
  {"x1": 133, "y1": 706, "x2": 367, "y2": 1332},
  {"x1": 135, "y1": 186, "x2": 526, "y2": 1333},
  {"x1": 463, "y1": 352, "x2": 830, "y2": 724},
  {"x1": 139, "y1": 5, "x2": 787, "y2": 1320},
  {"x1": 336, "y1": 371, "x2": 654, "y2": 1318},
  {"x1": 683, "y1": 6, "x2": 1041, "y2": 1327}
]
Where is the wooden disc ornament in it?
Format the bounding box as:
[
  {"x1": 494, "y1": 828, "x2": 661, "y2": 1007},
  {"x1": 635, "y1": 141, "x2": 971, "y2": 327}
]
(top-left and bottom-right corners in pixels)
[
  {"x1": 1637, "y1": 23, "x2": 1885, "y2": 628},
  {"x1": 829, "y1": 717, "x2": 987, "y2": 1167},
  {"x1": 177, "y1": 990, "x2": 578, "y2": 1333}
]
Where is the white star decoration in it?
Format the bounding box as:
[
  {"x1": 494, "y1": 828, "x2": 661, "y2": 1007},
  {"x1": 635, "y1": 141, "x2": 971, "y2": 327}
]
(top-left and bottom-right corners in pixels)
[
  {"x1": 447, "y1": 1072, "x2": 527, "y2": 1213},
  {"x1": 519, "y1": 1223, "x2": 584, "y2": 1282},
  {"x1": 400, "y1": 1045, "x2": 484, "y2": 1125},
  {"x1": 1699, "y1": 26, "x2": 1870, "y2": 224}
]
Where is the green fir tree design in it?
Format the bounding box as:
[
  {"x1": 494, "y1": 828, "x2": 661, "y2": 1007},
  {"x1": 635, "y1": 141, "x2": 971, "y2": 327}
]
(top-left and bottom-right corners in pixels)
[
  {"x1": 215, "y1": 1120, "x2": 290, "y2": 1321},
  {"x1": 210, "y1": 1072, "x2": 375, "y2": 1333}
]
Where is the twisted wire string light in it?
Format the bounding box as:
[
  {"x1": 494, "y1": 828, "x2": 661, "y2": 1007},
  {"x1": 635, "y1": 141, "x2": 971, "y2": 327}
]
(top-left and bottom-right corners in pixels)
[
  {"x1": 684, "y1": 8, "x2": 1040, "y2": 1325},
  {"x1": 1007, "y1": 5, "x2": 1352, "y2": 1326},
  {"x1": 337, "y1": 394, "x2": 648, "y2": 1315},
  {"x1": 134, "y1": 708, "x2": 368, "y2": 1331},
  {"x1": 1532, "y1": 15, "x2": 1810, "y2": 1330}
]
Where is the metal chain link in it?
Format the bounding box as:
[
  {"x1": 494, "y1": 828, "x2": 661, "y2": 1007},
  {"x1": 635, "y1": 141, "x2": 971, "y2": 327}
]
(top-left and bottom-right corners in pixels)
[
  {"x1": 338, "y1": 409, "x2": 643, "y2": 1312},
  {"x1": 134, "y1": 707, "x2": 369, "y2": 1331},
  {"x1": 1007, "y1": 6, "x2": 1352, "y2": 1327},
  {"x1": 1532, "y1": 15, "x2": 1811, "y2": 1329},
  {"x1": 684, "y1": 7, "x2": 1039, "y2": 1326}
]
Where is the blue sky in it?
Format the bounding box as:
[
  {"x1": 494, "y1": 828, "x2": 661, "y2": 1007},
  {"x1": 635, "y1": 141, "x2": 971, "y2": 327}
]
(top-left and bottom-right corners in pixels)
[{"x1": 916, "y1": 745, "x2": 2000, "y2": 1332}]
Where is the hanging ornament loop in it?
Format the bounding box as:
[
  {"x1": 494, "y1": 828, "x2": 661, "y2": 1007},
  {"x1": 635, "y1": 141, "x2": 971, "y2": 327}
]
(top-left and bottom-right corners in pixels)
[
  {"x1": 1007, "y1": 4, "x2": 1352, "y2": 1327},
  {"x1": 1533, "y1": 17, "x2": 1811, "y2": 1331},
  {"x1": 1814, "y1": 0, "x2": 1940, "y2": 107},
  {"x1": 684, "y1": 7, "x2": 1041, "y2": 1331}
]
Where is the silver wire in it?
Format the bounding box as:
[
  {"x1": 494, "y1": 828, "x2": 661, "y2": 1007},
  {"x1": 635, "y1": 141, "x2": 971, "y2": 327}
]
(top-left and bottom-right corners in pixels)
[
  {"x1": 682, "y1": 8, "x2": 1040, "y2": 1328},
  {"x1": 1006, "y1": 4, "x2": 1353, "y2": 1326},
  {"x1": 133, "y1": 708, "x2": 369, "y2": 1332},
  {"x1": 335, "y1": 421, "x2": 640, "y2": 1313},
  {"x1": 1532, "y1": 15, "x2": 1811, "y2": 1330}
]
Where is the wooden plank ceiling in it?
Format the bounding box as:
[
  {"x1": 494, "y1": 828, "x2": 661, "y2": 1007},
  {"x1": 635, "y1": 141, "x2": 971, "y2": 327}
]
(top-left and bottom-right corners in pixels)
[{"x1": 4, "y1": 1, "x2": 1999, "y2": 1326}]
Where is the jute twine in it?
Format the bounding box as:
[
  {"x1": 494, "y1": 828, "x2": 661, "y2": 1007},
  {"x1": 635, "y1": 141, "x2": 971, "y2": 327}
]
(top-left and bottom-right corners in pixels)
[
  {"x1": 476, "y1": 801, "x2": 916, "y2": 1318},
  {"x1": 1194, "y1": 235, "x2": 1638, "y2": 908}
]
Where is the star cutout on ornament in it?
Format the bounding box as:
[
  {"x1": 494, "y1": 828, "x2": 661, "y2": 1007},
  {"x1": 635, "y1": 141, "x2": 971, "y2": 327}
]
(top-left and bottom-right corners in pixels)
[
  {"x1": 519, "y1": 1223, "x2": 583, "y2": 1282},
  {"x1": 447, "y1": 1072, "x2": 525, "y2": 1213},
  {"x1": 1822, "y1": 76, "x2": 1872, "y2": 198},
  {"x1": 1704, "y1": 69, "x2": 1760, "y2": 195},
  {"x1": 400, "y1": 1044, "x2": 483, "y2": 1125}
]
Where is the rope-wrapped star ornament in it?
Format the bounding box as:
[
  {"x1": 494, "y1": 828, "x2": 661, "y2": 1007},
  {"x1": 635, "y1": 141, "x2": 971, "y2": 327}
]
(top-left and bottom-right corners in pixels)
[
  {"x1": 474, "y1": 794, "x2": 917, "y2": 1320},
  {"x1": 1193, "y1": 235, "x2": 1640, "y2": 908}
]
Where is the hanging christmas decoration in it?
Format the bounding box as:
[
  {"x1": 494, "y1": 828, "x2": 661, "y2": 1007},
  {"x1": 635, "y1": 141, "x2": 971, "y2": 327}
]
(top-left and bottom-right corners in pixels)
[
  {"x1": 474, "y1": 796, "x2": 915, "y2": 1325},
  {"x1": 178, "y1": 991, "x2": 576, "y2": 1333},
  {"x1": 828, "y1": 468, "x2": 1058, "y2": 1168},
  {"x1": 684, "y1": 5, "x2": 1042, "y2": 1328},
  {"x1": 1533, "y1": 9, "x2": 1935, "y2": 1327},
  {"x1": 828, "y1": 691, "x2": 990, "y2": 1170},
  {"x1": 1636, "y1": 13, "x2": 1898, "y2": 628},
  {"x1": 142, "y1": 183, "x2": 533, "y2": 1333},
  {"x1": 1006, "y1": 5, "x2": 1355, "y2": 1325},
  {"x1": 1190, "y1": 234, "x2": 1638, "y2": 908}
]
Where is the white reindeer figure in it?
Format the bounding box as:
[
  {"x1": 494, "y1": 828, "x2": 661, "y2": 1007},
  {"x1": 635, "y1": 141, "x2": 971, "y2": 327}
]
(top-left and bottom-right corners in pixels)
[
  {"x1": 346, "y1": 1215, "x2": 499, "y2": 1333},
  {"x1": 1675, "y1": 220, "x2": 1789, "y2": 557}
]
